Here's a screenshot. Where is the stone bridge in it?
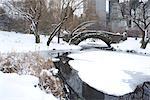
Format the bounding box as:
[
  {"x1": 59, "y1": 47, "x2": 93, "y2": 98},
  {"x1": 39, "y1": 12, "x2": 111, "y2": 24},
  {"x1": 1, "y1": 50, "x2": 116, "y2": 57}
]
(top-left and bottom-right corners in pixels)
[{"x1": 62, "y1": 30, "x2": 127, "y2": 47}]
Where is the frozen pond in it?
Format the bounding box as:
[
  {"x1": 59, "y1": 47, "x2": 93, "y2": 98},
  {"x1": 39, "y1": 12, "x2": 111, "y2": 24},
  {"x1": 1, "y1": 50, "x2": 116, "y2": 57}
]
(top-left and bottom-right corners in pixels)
[{"x1": 68, "y1": 50, "x2": 150, "y2": 96}]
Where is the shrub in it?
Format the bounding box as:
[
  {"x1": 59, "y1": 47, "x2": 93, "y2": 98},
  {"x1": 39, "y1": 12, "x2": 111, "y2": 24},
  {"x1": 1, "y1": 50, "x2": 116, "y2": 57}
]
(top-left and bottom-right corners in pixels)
[{"x1": 0, "y1": 52, "x2": 65, "y2": 98}]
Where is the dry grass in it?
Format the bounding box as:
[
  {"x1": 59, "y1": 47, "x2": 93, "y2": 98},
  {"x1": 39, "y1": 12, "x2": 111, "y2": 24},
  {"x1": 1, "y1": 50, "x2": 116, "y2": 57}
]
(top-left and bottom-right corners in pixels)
[{"x1": 0, "y1": 52, "x2": 65, "y2": 99}]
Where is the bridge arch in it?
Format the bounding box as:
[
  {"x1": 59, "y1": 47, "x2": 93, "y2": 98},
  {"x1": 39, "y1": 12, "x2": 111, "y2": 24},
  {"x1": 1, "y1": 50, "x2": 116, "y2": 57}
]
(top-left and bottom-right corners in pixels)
[
  {"x1": 63, "y1": 30, "x2": 127, "y2": 48},
  {"x1": 68, "y1": 32, "x2": 112, "y2": 47}
]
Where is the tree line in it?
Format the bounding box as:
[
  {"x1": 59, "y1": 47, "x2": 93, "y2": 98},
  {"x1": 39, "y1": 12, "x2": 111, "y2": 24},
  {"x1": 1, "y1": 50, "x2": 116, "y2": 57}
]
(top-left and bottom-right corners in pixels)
[
  {"x1": 1, "y1": 0, "x2": 150, "y2": 49},
  {"x1": 1, "y1": 0, "x2": 100, "y2": 44}
]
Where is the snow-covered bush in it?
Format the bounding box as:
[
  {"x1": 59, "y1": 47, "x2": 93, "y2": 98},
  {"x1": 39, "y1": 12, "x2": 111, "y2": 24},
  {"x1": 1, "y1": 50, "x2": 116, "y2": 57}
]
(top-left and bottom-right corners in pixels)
[
  {"x1": 0, "y1": 52, "x2": 52, "y2": 75},
  {"x1": 39, "y1": 70, "x2": 65, "y2": 98},
  {"x1": 0, "y1": 52, "x2": 65, "y2": 98}
]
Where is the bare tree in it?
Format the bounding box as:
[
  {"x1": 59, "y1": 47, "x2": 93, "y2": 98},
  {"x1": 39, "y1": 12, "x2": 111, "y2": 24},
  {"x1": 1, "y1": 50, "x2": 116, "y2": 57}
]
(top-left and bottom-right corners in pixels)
[
  {"x1": 5, "y1": 0, "x2": 47, "y2": 43},
  {"x1": 119, "y1": 1, "x2": 150, "y2": 49},
  {"x1": 131, "y1": 2, "x2": 150, "y2": 49},
  {"x1": 47, "y1": 0, "x2": 83, "y2": 46}
]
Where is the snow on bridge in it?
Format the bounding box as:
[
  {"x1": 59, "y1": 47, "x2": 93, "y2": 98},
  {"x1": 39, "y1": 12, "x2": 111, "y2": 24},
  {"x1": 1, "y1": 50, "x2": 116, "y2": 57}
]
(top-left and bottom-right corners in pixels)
[{"x1": 63, "y1": 30, "x2": 127, "y2": 47}]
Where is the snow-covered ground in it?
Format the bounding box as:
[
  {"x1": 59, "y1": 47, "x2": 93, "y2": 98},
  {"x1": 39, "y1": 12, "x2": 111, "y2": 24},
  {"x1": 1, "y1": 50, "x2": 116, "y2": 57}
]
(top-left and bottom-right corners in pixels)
[
  {"x1": 1, "y1": 30, "x2": 150, "y2": 98},
  {"x1": 0, "y1": 72, "x2": 57, "y2": 100},
  {"x1": 80, "y1": 38, "x2": 150, "y2": 55},
  {"x1": 0, "y1": 31, "x2": 80, "y2": 100},
  {"x1": 79, "y1": 38, "x2": 108, "y2": 47},
  {"x1": 68, "y1": 38, "x2": 150, "y2": 96},
  {"x1": 112, "y1": 38, "x2": 150, "y2": 55},
  {"x1": 0, "y1": 31, "x2": 81, "y2": 53}
]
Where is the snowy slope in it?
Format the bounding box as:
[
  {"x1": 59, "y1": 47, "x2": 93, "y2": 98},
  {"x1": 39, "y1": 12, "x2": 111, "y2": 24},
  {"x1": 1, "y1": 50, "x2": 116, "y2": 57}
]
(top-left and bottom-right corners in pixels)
[
  {"x1": 0, "y1": 72, "x2": 57, "y2": 100},
  {"x1": 0, "y1": 31, "x2": 81, "y2": 53}
]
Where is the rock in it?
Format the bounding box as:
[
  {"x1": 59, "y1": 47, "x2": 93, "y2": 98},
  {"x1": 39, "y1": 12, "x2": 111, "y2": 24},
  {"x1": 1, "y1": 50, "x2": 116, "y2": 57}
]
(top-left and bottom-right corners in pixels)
[
  {"x1": 83, "y1": 82, "x2": 105, "y2": 100},
  {"x1": 119, "y1": 82, "x2": 150, "y2": 100},
  {"x1": 54, "y1": 58, "x2": 83, "y2": 99}
]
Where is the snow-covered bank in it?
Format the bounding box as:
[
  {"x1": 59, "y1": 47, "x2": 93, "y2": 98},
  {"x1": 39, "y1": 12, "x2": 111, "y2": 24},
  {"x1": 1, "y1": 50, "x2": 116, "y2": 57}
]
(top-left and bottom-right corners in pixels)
[
  {"x1": 68, "y1": 50, "x2": 150, "y2": 96},
  {"x1": 112, "y1": 38, "x2": 150, "y2": 54},
  {"x1": 1, "y1": 30, "x2": 150, "y2": 98},
  {"x1": 0, "y1": 31, "x2": 81, "y2": 53},
  {"x1": 0, "y1": 72, "x2": 57, "y2": 100},
  {"x1": 79, "y1": 37, "x2": 150, "y2": 55}
]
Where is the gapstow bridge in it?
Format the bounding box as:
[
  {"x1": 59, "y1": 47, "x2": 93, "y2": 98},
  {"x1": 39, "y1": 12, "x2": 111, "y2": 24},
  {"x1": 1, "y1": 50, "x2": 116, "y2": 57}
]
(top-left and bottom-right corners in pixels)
[{"x1": 62, "y1": 30, "x2": 127, "y2": 47}]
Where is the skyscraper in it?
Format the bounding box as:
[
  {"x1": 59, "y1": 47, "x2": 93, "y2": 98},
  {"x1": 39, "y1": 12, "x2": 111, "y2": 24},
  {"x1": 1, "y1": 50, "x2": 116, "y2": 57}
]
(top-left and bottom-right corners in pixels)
[
  {"x1": 84, "y1": 0, "x2": 106, "y2": 28},
  {"x1": 95, "y1": 0, "x2": 106, "y2": 22}
]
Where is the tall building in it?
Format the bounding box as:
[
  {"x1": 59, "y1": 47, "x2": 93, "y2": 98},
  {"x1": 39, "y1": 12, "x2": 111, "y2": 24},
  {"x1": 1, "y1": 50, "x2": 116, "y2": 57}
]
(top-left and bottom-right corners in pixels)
[
  {"x1": 84, "y1": 0, "x2": 106, "y2": 29},
  {"x1": 109, "y1": 0, "x2": 127, "y2": 32},
  {"x1": 95, "y1": 0, "x2": 106, "y2": 22}
]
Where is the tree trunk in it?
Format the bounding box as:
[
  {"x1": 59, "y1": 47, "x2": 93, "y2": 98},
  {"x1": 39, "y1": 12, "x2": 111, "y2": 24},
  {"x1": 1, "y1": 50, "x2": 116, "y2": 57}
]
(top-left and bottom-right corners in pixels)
[
  {"x1": 141, "y1": 41, "x2": 147, "y2": 49},
  {"x1": 35, "y1": 33, "x2": 40, "y2": 43},
  {"x1": 30, "y1": 28, "x2": 40, "y2": 43},
  {"x1": 140, "y1": 31, "x2": 149, "y2": 49},
  {"x1": 30, "y1": 23, "x2": 40, "y2": 43},
  {"x1": 58, "y1": 27, "x2": 61, "y2": 44},
  {"x1": 140, "y1": 36, "x2": 149, "y2": 49}
]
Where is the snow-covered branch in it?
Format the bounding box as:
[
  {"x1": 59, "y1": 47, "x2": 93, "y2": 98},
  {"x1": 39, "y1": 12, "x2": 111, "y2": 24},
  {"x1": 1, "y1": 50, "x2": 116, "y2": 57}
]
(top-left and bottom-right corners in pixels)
[
  {"x1": 4, "y1": 0, "x2": 46, "y2": 43},
  {"x1": 71, "y1": 21, "x2": 96, "y2": 36},
  {"x1": 47, "y1": 0, "x2": 84, "y2": 45}
]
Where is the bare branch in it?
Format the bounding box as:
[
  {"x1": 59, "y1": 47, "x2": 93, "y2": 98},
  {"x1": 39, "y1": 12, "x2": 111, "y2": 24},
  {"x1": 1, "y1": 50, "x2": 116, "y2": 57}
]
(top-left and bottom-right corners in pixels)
[
  {"x1": 47, "y1": 16, "x2": 68, "y2": 46},
  {"x1": 133, "y1": 20, "x2": 144, "y2": 33},
  {"x1": 47, "y1": 0, "x2": 84, "y2": 45},
  {"x1": 145, "y1": 21, "x2": 150, "y2": 29},
  {"x1": 71, "y1": 21, "x2": 96, "y2": 35}
]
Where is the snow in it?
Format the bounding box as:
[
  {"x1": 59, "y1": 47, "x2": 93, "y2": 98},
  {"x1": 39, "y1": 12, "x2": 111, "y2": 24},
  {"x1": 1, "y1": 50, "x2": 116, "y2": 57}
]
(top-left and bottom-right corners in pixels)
[
  {"x1": 68, "y1": 38, "x2": 150, "y2": 96},
  {"x1": 1, "y1": 30, "x2": 150, "y2": 97},
  {"x1": 69, "y1": 50, "x2": 150, "y2": 96},
  {"x1": 0, "y1": 72, "x2": 57, "y2": 100},
  {"x1": 0, "y1": 31, "x2": 77, "y2": 100},
  {"x1": 80, "y1": 37, "x2": 150, "y2": 55},
  {"x1": 79, "y1": 38, "x2": 108, "y2": 47},
  {"x1": 112, "y1": 38, "x2": 150, "y2": 55},
  {"x1": 0, "y1": 31, "x2": 81, "y2": 53}
]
